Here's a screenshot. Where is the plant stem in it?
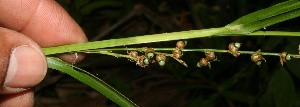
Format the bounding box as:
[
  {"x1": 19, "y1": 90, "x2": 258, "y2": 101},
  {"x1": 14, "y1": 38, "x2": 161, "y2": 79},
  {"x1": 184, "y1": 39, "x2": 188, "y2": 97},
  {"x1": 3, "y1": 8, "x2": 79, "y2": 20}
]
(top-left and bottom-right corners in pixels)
[
  {"x1": 85, "y1": 51, "x2": 138, "y2": 61},
  {"x1": 43, "y1": 27, "x2": 229, "y2": 55},
  {"x1": 43, "y1": 30, "x2": 300, "y2": 56},
  {"x1": 83, "y1": 48, "x2": 300, "y2": 58}
]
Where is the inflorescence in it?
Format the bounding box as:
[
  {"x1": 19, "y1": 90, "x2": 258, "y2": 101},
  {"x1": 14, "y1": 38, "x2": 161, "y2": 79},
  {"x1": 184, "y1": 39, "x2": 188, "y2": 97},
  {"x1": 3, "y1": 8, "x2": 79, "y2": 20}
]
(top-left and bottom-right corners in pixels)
[{"x1": 84, "y1": 41, "x2": 299, "y2": 68}]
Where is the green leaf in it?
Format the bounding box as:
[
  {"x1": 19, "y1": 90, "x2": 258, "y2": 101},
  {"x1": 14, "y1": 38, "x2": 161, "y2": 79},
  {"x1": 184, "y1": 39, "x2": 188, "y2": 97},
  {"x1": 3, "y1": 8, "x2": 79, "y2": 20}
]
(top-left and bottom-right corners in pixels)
[
  {"x1": 259, "y1": 68, "x2": 296, "y2": 107},
  {"x1": 229, "y1": 0, "x2": 300, "y2": 26},
  {"x1": 47, "y1": 57, "x2": 137, "y2": 107},
  {"x1": 226, "y1": 0, "x2": 300, "y2": 34}
]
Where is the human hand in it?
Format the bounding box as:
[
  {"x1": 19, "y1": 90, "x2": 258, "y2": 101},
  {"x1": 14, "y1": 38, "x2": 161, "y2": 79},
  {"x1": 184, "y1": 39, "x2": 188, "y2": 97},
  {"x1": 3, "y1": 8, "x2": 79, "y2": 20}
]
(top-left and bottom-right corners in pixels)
[{"x1": 0, "y1": 0, "x2": 87, "y2": 106}]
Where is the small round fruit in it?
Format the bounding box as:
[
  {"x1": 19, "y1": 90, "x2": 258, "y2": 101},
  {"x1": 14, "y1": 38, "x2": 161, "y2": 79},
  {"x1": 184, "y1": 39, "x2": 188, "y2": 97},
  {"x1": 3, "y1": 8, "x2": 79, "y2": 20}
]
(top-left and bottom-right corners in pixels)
[
  {"x1": 129, "y1": 51, "x2": 138, "y2": 58},
  {"x1": 173, "y1": 49, "x2": 183, "y2": 59},
  {"x1": 144, "y1": 48, "x2": 155, "y2": 59},
  {"x1": 280, "y1": 52, "x2": 287, "y2": 65},
  {"x1": 143, "y1": 57, "x2": 150, "y2": 65},
  {"x1": 228, "y1": 42, "x2": 241, "y2": 57},
  {"x1": 158, "y1": 60, "x2": 166, "y2": 67},
  {"x1": 156, "y1": 54, "x2": 166, "y2": 67},
  {"x1": 205, "y1": 52, "x2": 216, "y2": 61},
  {"x1": 137, "y1": 55, "x2": 149, "y2": 67},
  {"x1": 176, "y1": 41, "x2": 187, "y2": 49},
  {"x1": 147, "y1": 52, "x2": 155, "y2": 59},
  {"x1": 251, "y1": 54, "x2": 265, "y2": 65},
  {"x1": 286, "y1": 54, "x2": 291, "y2": 60},
  {"x1": 197, "y1": 58, "x2": 210, "y2": 67}
]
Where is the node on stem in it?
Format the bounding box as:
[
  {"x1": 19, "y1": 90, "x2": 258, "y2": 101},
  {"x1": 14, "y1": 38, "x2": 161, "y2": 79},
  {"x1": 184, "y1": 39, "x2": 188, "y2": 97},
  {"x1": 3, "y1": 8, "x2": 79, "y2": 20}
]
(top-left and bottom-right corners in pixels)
[{"x1": 176, "y1": 41, "x2": 187, "y2": 49}]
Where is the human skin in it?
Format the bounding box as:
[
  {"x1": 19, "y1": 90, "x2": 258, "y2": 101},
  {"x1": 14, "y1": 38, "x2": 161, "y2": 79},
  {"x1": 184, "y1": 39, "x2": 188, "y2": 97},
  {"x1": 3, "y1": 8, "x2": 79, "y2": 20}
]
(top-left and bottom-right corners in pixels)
[{"x1": 0, "y1": 0, "x2": 87, "y2": 106}]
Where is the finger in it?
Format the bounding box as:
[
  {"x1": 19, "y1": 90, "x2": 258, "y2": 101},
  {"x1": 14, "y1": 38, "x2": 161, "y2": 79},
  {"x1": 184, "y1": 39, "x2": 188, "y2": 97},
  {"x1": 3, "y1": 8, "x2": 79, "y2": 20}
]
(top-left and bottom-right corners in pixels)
[
  {"x1": 0, "y1": 0, "x2": 88, "y2": 62},
  {"x1": 0, "y1": 27, "x2": 47, "y2": 94},
  {"x1": 0, "y1": 89, "x2": 34, "y2": 107}
]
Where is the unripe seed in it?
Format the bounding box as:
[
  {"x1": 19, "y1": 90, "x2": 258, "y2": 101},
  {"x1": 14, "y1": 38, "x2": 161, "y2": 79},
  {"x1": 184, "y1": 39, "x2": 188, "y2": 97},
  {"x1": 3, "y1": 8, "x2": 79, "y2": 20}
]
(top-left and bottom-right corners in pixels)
[
  {"x1": 173, "y1": 49, "x2": 183, "y2": 59},
  {"x1": 176, "y1": 41, "x2": 187, "y2": 49}
]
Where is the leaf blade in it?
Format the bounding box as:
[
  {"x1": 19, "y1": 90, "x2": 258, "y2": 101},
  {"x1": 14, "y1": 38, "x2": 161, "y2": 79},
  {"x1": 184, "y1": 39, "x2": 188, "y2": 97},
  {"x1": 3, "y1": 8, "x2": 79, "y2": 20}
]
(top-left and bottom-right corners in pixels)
[{"x1": 47, "y1": 57, "x2": 137, "y2": 107}]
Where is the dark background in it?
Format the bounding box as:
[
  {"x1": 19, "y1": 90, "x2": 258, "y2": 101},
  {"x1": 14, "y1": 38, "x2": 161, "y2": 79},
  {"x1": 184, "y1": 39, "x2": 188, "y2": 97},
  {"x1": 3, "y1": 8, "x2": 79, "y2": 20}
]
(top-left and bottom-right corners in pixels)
[{"x1": 35, "y1": 0, "x2": 300, "y2": 107}]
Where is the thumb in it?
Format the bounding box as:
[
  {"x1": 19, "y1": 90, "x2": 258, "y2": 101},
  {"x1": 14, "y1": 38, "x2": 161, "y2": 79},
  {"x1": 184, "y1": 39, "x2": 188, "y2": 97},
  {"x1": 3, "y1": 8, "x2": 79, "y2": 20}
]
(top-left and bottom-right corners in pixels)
[{"x1": 0, "y1": 27, "x2": 47, "y2": 94}]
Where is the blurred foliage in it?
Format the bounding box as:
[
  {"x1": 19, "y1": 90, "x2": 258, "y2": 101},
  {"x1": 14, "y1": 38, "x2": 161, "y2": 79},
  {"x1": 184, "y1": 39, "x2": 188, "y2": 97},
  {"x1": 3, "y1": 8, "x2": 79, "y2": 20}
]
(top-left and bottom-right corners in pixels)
[{"x1": 36, "y1": 0, "x2": 300, "y2": 107}]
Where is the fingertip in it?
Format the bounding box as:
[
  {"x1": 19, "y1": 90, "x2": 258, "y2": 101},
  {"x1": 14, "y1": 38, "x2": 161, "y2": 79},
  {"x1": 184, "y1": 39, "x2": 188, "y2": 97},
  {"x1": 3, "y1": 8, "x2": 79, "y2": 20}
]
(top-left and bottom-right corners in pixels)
[
  {"x1": 4, "y1": 45, "x2": 47, "y2": 88},
  {"x1": 21, "y1": 0, "x2": 88, "y2": 47}
]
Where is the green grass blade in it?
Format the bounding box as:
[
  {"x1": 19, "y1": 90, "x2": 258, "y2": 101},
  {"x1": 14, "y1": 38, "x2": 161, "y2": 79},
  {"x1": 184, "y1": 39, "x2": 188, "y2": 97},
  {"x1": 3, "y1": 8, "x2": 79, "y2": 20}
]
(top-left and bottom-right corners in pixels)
[
  {"x1": 226, "y1": 0, "x2": 300, "y2": 34},
  {"x1": 226, "y1": 8, "x2": 300, "y2": 34},
  {"x1": 228, "y1": 0, "x2": 300, "y2": 26},
  {"x1": 47, "y1": 57, "x2": 138, "y2": 107}
]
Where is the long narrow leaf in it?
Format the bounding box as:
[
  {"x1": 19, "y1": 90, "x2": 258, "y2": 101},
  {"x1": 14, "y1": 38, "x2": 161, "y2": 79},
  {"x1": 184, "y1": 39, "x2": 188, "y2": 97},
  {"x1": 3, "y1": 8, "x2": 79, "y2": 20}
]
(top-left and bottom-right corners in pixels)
[
  {"x1": 47, "y1": 57, "x2": 137, "y2": 107},
  {"x1": 226, "y1": 8, "x2": 300, "y2": 34},
  {"x1": 228, "y1": 0, "x2": 300, "y2": 25}
]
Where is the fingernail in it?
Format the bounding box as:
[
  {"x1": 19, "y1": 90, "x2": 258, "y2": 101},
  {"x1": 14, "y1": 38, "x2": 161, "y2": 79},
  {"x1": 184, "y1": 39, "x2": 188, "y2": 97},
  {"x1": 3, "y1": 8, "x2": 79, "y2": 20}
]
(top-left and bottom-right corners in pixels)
[{"x1": 4, "y1": 45, "x2": 47, "y2": 88}]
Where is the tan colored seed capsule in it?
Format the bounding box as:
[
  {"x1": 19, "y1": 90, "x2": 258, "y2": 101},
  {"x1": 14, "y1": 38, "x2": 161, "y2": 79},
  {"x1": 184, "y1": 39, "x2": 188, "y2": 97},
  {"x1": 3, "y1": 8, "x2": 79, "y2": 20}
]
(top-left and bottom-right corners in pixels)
[
  {"x1": 280, "y1": 52, "x2": 287, "y2": 66},
  {"x1": 228, "y1": 42, "x2": 241, "y2": 57},
  {"x1": 251, "y1": 54, "x2": 262, "y2": 62},
  {"x1": 251, "y1": 54, "x2": 265, "y2": 65},
  {"x1": 298, "y1": 44, "x2": 300, "y2": 54},
  {"x1": 136, "y1": 55, "x2": 149, "y2": 67},
  {"x1": 173, "y1": 49, "x2": 183, "y2": 59},
  {"x1": 156, "y1": 54, "x2": 166, "y2": 62},
  {"x1": 156, "y1": 54, "x2": 166, "y2": 67},
  {"x1": 145, "y1": 48, "x2": 155, "y2": 59},
  {"x1": 251, "y1": 50, "x2": 266, "y2": 65},
  {"x1": 176, "y1": 41, "x2": 187, "y2": 49},
  {"x1": 197, "y1": 58, "x2": 211, "y2": 68},
  {"x1": 141, "y1": 47, "x2": 148, "y2": 51},
  {"x1": 129, "y1": 51, "x2": 139, "y2": 58},
  {"x1": 141, "y1": 47, "x2": 154, "y2": 51},
  {"x1": 144, "y1": 48, "x2": 154, "y2": 53},
  {"x1": 205, "y1": 52, "x2": 216, "y2": 61}
]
